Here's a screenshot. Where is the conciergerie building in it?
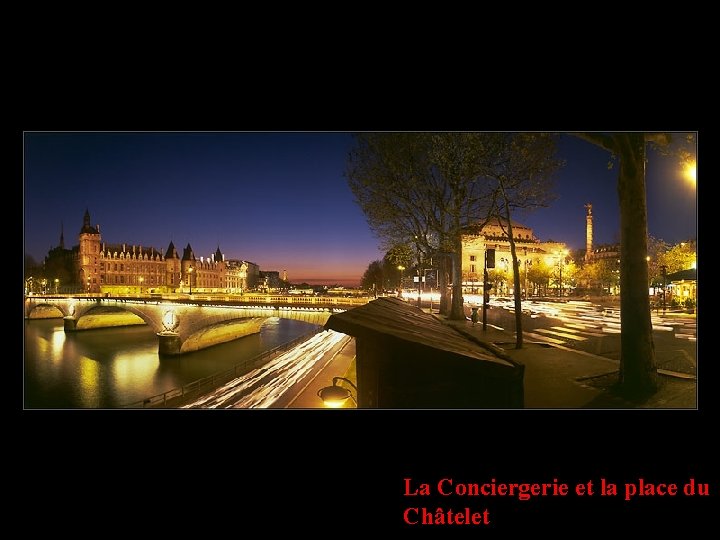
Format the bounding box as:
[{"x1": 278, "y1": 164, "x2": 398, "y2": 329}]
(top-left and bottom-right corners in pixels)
[{"x1": 51, "y1": 209, "x2": 257, "y2": 295}]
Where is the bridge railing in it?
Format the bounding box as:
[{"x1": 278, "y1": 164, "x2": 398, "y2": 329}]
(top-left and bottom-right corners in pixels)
[
  {"x1": 27, "y1": 293, "x2": 372, "y2": 307},
  {"x1": 122, "y1": 327, "x2": 326, "y2": 409}
]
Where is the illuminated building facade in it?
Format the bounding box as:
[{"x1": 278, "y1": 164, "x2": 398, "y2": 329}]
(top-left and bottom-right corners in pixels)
[
  {"x1": 75, "y1": 209, "x2": 248, "y2": 294},
  {"x1": 461, "y1": 218, "x2": 568, "y2": 294}
]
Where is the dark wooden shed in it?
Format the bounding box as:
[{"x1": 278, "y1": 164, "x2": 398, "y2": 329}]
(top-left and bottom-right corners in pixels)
[{"x1": 324, "y1": 297, "x2": 524, "y2": 408}]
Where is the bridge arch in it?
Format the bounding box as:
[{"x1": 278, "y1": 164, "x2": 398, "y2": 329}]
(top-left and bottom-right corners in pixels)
[
  {"x1": 26, "y1": 302, "x2": 66, "y2": 319},
  {"x1": 73, "y1": 304, "x2": 160, "y2": 332},
  {"x1": 24, "y1": 296, "x2": 361, "y2": 355}
]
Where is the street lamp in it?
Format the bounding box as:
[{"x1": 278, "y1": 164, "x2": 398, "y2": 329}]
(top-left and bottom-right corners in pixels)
[
  {"x1": 425, "y1": 268, "x2": 436, "y2": 313},
  {"x1": 416, "y1": 269, "x2": 423, "y2": 308},
  {"x1": 188, "y1": 266, "x2": 193, "y2": 295},
  {"x1": 683, "y1": 160, "x2": 696, "y2": 186},
  {"x1": 317, "y1": 377, "x2": 358, "y2": 408},
  {"x1": 557, "y1": 250, "x2": 568, "y2": 298},
  {"x1": 397, "y1": 265, "x2": 405, "y2": 298},
  {"x1": 138, "y1": 276, "x2": 144, "y2": 295},
  {"x1": 41, "y1": 279, "x2": 47, "y2": 295},
  {"x1": 523, "y1": 248, "x2": 529, "y2": 299},
  {"x1": 500, "y1": 258, "x2": 509, "y2": 296},
  {"x1": 54, "y1": 278, "x2": 59, "y2": 294},
  {"x1": 660, "y1": 265, "x2": 668, "y2": 314}
]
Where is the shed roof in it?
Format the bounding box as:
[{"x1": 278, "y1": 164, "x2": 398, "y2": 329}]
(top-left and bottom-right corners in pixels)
[
  {"x1": 667, "y1": 268, "x2": 696, "y2": 282},
  {"x1": 324, "y1": 297, "x2": 513, "y2": 367}
]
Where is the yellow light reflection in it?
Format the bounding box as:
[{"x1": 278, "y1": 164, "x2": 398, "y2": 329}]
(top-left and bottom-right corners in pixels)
[
  {"x1": 36, "y1": 336, "x2": 50, "y2": 357},
  {"x1": 51, "y1": 327, "x2": 66, "y2": 363},
  {"x1": 112, "y1": 351, "x2": 160, "y2": 391},
  {"x1": 78, "y1": 355, "x2": 100, "y2": 407}
]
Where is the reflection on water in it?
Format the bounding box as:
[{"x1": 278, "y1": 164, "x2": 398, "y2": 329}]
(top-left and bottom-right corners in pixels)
[{"x1": 24, "y1": 317, "x2": 319, "y2": 408}]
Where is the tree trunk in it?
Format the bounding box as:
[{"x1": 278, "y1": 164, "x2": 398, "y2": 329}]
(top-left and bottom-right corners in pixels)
[
  {"x1": 449, "y1": 234, "x2": 465, "y2": 320},
  {"x1": 505, "y1": 224, "x2": 524, "y2": 349},
  {"x1": 498, "y1": 183, "x2": 524, "y2": 349},
  {"x1": 439, "y1": 254, "x2": 451, "y2": 315},
  {"x1": 616, "y1": 134, "x2": 657, "y2": 397}
]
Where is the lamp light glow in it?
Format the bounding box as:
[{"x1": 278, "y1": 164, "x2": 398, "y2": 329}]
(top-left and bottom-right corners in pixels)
[{"x1": 317, "y1": 377, "x2": 358, "y2": 408}]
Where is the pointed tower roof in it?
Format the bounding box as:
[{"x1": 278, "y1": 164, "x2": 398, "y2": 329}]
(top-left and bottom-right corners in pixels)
[
  {"x1": 59, "y1": 221, "x2": 65, "y2": 249},
  {"x1": 166, "y1": 241, "x2": 179, "y2": 259},
  {"x1": 182, "y1": 243, "x2": 195, "y2": 262},
  {"x1": 215, "y1": 245, "x2": 223, "y2": 263},
  {"x1": 80, "y1": 208, "x2": 99, "y2": 234}
]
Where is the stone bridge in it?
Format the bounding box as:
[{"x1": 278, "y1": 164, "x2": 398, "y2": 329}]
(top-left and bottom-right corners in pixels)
[{"x1": 24, "y1": 295, "x2": 365, "y2": 356}]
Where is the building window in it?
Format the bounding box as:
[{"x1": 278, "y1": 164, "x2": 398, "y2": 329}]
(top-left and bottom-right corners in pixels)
[
  {"x1": 470, "y1": 255, "x2": 476, "y2": 262},
  {"x1": 470, "y1": 264, "x2": 476, "y2": 273}
]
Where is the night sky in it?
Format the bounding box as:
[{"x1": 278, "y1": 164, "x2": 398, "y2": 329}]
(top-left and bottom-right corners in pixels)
[{"x1": 23, "y1": 132, "x2": 697, "y2": 286}]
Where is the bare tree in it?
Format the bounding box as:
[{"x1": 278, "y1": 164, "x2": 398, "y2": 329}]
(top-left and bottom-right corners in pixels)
[
  {"x1": 485, "y1": 133, "x2": 563, "y2": 348},
  {"x1": 346, "y1": 133, "x2": 498, "y2": 320}
]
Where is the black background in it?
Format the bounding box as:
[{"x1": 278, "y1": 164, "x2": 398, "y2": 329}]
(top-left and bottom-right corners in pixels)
[{"x1": 23, "y1": 406, "x2": 715, "y2": 535}]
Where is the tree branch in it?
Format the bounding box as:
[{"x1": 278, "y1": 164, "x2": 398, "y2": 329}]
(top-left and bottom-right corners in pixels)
[{"x1": 572, "y1": 132, "x2": 618, "y2": 154}]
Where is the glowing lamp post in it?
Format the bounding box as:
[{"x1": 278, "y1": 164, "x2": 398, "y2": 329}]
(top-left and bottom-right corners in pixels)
[
  {"x1": 317, "y1": 377, "x2": 358, "y2": 408},
  {"x1": 138, "y1": 276, "x2": 144, "y2": 295},
  {"x1": 188, "y1": 266, "x2": 193, "y2": 295},
  {"x1": 397, "y1": 265, "x2": 405, "y2": 298},
  {"x1": 523, "y1": 247, "x2": 529, "y2": 299},
  {"x1": 684, "y1": 160, "x2": 696, "y2": 186},
  {"x1": 54, "y1": 278, "x2": 59, "y2": 294},
  {"x1": 557, "y1": 249, "x2": 568, "y2": 298}
]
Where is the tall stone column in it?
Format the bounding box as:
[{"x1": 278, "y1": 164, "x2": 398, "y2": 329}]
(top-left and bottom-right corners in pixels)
[{"x1": 585, "y1": 203, "x2": 593, "y2": 261}]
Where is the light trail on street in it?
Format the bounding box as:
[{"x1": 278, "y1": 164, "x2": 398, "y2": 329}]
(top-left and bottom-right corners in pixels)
[
  {"x1": 181, "y1": 330, "x2": 349, "y2": 409},
  {"x1": 467, "y1": 297, "x2": 695, "y2": 342}
]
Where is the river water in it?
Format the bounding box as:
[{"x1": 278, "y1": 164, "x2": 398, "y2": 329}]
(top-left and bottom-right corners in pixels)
[{"x1": 24, "y1": 317, "x2": 320, "y2": 408}]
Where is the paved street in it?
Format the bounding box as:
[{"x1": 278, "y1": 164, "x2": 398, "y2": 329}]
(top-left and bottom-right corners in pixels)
[{"x1": 465, "y1": 297, "x2": 696, "y2": 377}]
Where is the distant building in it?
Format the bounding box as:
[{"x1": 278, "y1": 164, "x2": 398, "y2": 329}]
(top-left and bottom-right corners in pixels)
[
  {"x1": 41, "y1": 223, "x2": 76, "y2": 292},
  {"x1": 589, "y1": 243, "x2": 620, "y2": 262},
  {"x1": 239, "y1": 260, "x2": 261, "y2": 289},
  {"x1": 259, "y1": 270, "x2": 281, "y2": 292},
  {"x1": 667, "y1": 268, "x2": 696, "y2": 305},
  {"x1": 65, "y1": 209, "x2": 251, "y2": 294},
  {"x1": 461, "y1": 217, "x2": 569, "y2": 294}
]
